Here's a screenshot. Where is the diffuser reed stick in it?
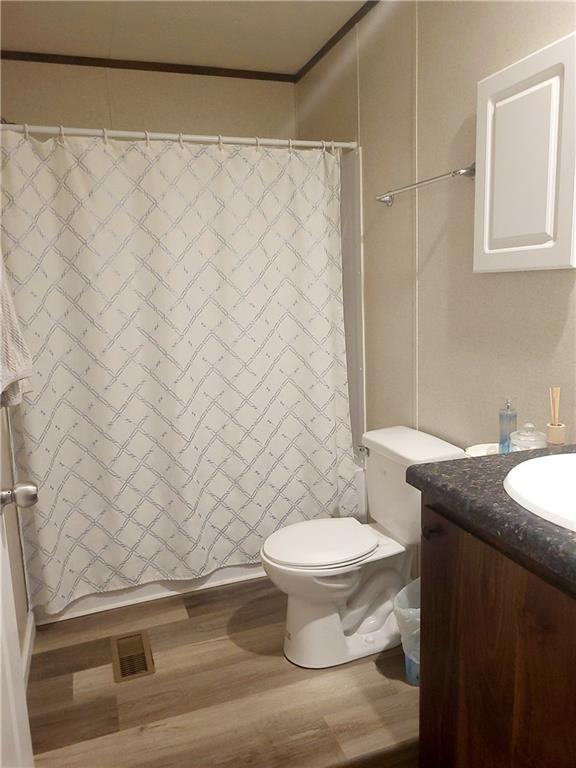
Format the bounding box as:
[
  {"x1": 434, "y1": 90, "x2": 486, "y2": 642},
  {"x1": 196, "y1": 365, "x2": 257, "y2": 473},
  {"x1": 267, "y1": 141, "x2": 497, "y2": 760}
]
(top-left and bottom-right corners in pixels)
[
  {"x1": 549, "y1": 386, "x2": 561, "y2": 426},
  {"x1": 547, "y1": 386, "x2": 566, "y2": 445}
]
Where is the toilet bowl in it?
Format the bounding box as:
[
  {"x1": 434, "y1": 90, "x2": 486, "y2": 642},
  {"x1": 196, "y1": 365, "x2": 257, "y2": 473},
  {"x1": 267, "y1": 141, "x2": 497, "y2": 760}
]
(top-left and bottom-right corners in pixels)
[
  {"x1": 261, "y1": 518, "x2": 408, "y2": 667},
  {"x1": 261, "y1": 426, "x2": 466, "y2": 669}
]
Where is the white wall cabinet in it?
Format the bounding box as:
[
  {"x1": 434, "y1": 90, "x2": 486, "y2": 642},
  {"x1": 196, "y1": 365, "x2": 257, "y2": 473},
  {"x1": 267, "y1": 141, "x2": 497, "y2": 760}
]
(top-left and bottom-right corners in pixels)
[{"x1": 474, "y1": 32, "x2": 575, "y2": 272}]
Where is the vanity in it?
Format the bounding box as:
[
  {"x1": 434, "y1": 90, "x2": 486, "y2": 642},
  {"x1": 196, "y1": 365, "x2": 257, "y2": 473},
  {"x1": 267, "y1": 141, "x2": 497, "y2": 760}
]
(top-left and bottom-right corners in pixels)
[{"x1": 407, "y1": 445, "x2": 576, "y2": 768}]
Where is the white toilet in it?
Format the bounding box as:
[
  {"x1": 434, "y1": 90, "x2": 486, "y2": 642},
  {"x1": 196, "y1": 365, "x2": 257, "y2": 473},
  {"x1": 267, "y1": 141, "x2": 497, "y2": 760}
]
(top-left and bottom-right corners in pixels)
[{"x1": 261, "y1": 426, "x2": 465, "y2": 668}]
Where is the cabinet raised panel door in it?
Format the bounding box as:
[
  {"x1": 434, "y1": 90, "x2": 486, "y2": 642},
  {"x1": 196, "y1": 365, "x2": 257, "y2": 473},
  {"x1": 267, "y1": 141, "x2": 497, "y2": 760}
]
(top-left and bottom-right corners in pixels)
[
  {"x1": 474, "y1": 32, "x2": 576, "y2": 272},
  {"x1": 419, "y1": 502, "x2": 576, "y2": 768}
]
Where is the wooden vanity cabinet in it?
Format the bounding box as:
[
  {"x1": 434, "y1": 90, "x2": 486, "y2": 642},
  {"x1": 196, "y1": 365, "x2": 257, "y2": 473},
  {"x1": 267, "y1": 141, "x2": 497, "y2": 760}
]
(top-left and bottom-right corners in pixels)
[{"x1": 419, "y1": 502, "x2": 576, "y2": 768}]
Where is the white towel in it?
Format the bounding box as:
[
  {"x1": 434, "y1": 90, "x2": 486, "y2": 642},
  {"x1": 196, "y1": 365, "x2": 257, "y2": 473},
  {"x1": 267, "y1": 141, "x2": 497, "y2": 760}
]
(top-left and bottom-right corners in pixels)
[{"x1": 1, "y1": 256, "x2": 32, "y2": 406}]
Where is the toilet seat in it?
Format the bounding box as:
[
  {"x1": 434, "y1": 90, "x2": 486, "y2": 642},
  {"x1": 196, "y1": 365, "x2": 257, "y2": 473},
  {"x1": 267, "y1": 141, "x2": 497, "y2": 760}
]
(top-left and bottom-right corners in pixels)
[{"x1": 262, "y1": 517, "x2": 379, "y2": 569}]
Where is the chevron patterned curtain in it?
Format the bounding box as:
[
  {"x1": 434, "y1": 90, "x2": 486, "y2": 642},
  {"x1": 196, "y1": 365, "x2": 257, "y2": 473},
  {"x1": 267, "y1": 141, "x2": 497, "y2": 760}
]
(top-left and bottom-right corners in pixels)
[{"x1": 1, "y1": 131, "x2": 357, "y2": 614}]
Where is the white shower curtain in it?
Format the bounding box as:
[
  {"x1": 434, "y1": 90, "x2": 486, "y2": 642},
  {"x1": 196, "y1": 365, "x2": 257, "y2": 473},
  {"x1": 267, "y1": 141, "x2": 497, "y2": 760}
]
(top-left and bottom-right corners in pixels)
[{"x1": 1, "y1": 130, "x2": 357, "y2": 614}]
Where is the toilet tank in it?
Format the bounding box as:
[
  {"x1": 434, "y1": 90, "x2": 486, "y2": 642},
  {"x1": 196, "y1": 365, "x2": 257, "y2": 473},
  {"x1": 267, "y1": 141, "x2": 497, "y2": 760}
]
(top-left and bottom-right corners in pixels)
[{"x1": 362, "y1": 426, "x2": 466, "y2": 546}]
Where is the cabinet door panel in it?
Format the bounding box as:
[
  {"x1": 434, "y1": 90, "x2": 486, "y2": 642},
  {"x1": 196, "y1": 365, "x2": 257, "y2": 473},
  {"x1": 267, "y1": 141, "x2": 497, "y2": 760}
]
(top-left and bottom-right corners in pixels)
[
  {"x1": 454, "y1": 523, "x2": 523, "y2": 767},
  {"x1": 420, "y1": 505, "x2": 461, "y2": 767},
  {"x1": 474, "y1": 32, "x2": 575, "y2": 271},
  {"x1": 511, "y1": 574, "x2": 576, "y2": 767},
  {"x1": 489, "y1": 74, "x2": 559, "y2": 249},
  {"x1": 420, "y1": 502, "x2": 576, "y2": 768}
]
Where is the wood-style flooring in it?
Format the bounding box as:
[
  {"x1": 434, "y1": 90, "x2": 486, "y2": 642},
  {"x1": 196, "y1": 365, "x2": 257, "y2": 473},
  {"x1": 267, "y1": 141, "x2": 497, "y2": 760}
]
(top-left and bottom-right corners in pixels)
[{"x1": 28, "y1": 578, "x2": 419, "y2": 768}]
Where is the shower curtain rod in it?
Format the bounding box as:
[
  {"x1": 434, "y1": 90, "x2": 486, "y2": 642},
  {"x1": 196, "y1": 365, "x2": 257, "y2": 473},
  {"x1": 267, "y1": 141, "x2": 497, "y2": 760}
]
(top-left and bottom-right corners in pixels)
[{"x1": 1, "y1": 124, "x2": 358, "y2": 150}]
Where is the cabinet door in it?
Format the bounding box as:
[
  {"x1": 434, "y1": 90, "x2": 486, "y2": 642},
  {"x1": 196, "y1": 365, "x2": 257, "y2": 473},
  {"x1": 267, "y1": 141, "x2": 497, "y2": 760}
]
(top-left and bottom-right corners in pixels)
[
  {"x1": 420, "y1": 503, "x2": 576, "y2": 768},
  {"x1": 419, "y1": 505, "x2": 461, "y2": 767},
  {"x1": 474, "y1": 32, "x2": 575, "y2": 271}
]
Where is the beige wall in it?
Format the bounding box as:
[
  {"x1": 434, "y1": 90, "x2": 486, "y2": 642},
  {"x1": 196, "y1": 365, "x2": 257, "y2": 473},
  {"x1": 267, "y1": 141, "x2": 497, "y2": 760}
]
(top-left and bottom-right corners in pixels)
[
  {"x1": 1, "y1": 408, "x2": 29, "y2": 650},
  {"x1": 296, "y1": 1, "x2": 576, "y2": 447},
  {"x1": 296, "y1": 24, "x2": 359, "y2": 143},
  {"x1": 297, "y1": 2, "x2": 417, "y2": 432},
  {"x1": 1, "y1": 60, "x2": 295, "y2": 137},
  {"x1": 417, "y1": 2, "x2": 576, "y2": 446}
]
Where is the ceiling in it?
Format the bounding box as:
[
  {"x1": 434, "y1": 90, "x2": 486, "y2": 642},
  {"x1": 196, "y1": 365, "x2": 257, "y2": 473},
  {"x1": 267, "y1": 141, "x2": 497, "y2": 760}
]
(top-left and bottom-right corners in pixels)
[{"x1": 0, "y1": 1, "x2": 366, "y2": 75}]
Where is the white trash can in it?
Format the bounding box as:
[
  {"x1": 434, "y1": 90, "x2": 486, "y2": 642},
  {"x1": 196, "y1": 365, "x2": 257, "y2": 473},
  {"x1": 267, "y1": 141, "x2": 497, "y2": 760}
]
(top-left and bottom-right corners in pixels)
[{"x1": 393, "y1": 578, "x2": 420, "y2": 686}]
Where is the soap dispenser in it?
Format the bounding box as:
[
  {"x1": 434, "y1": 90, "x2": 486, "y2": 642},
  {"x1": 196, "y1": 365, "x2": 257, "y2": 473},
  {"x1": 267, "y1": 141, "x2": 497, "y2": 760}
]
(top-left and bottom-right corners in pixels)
[{"x1": 499, "y1": 399, "x2": 517, "y2": 454}]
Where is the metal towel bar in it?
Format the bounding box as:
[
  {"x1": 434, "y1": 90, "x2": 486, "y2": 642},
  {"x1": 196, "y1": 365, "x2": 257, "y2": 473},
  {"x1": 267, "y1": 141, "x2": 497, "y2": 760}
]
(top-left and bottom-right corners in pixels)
[{"x1": 376, "y1": 162, "x2": 476, "y2": 206}]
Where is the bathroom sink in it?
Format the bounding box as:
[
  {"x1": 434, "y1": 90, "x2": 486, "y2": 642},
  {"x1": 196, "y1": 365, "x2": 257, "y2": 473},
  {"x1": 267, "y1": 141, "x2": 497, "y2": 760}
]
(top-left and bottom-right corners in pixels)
[{"x1": 504, "y1": 454, "x2": 576, "y2": 531}]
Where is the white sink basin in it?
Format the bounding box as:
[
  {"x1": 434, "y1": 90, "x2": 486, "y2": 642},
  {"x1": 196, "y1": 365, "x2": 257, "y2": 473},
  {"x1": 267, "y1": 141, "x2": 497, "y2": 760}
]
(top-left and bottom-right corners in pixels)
[{"x1": 504, "y1": 454, "x2": 576, "y2": 531}]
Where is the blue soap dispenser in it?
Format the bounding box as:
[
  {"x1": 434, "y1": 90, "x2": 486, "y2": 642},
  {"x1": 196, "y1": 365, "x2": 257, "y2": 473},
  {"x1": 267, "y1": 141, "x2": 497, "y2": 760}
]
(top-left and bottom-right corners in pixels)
[{"x1": 499, "y1": 399, "x2": 517, "y2": 454}]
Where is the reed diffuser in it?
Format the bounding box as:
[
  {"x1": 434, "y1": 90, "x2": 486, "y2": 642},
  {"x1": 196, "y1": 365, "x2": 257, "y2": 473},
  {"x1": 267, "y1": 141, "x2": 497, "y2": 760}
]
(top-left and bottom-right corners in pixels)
[{"x1": 547, "y1": 386, "x2": 566, "y2": 445}]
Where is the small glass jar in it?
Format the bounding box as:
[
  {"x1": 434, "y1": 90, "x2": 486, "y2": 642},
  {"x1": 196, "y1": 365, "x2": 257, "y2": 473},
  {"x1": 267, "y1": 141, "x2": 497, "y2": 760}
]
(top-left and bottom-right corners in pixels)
[{"x1": 510, "y1": 422, "x2": 547, "y2": 452}]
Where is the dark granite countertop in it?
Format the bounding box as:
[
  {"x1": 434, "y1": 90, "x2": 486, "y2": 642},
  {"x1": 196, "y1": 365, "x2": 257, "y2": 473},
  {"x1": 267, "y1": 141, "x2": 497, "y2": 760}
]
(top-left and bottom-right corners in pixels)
[{"x1": 406, "y1": 444, "x2": 576, "y2": 598}]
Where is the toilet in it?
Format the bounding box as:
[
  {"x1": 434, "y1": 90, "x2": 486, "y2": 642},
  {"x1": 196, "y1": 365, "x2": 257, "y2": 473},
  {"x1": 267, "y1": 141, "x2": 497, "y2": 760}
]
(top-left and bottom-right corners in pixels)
[{"x1": 261, "y1": 426, "x2": 465, "y2": 668}]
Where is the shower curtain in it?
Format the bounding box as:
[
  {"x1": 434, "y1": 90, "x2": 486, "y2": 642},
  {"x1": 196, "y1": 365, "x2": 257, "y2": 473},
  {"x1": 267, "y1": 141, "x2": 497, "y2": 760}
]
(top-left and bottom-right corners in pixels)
[{"x1": 1, "y1": 130, "x2": 357, "y2": 613}]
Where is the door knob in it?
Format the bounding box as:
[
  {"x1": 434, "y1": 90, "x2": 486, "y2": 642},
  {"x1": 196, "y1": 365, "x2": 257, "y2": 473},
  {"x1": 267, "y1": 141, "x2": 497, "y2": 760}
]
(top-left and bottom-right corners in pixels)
[{"x1": 0, "y1": 481, "x2": 38, "y2": 510}]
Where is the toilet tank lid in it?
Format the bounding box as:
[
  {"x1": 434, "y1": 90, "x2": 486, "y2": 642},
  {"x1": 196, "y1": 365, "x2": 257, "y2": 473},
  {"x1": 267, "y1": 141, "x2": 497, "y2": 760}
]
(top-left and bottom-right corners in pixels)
[{"x1": 362, "y1": 426, "x2": 465, "y2": 465}]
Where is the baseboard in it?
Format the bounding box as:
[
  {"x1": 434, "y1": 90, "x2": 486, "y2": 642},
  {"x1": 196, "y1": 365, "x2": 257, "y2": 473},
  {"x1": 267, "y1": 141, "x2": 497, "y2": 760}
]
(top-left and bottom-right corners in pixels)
[
  {"x1": 35, "y1": 564, "x2": 266, "y2": 625},
  {"x1": 21, "y1": 609, "x2": 35, "y2": 685}
]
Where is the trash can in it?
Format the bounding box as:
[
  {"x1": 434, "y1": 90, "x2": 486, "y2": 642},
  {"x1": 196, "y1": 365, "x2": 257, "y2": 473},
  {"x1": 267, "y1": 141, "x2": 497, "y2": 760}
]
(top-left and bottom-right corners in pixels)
[{"x1": 393, "y1": 578, "x2": 420, "y2": 686}]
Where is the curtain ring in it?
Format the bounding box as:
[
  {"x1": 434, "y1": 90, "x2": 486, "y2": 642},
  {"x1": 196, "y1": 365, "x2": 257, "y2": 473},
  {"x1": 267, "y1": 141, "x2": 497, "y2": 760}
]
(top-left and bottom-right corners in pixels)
[
  {"x1": 145, "y1": 131, "x2": 151, "y2": 149},
  {"x1": 255, "y1": 136, "x2": 261, "y2": 151},
  {"x1": 23, "y1": 124, "x2": 30, "y2": 140},
  {"x1": 218, "y1": 135, "x2": 223, "y2": 152},
  {"x1": 288, "y1": 138, "x2": 293, "y2": 154},
  {"x1": 321, "y1": 140, "x2": 326, "y2": 154},
  {"x1": 58, "y1": 125, "x2": 65, "y2": 145},
  {"x1": 102, "y1": 128, "x2": 109, "y2": 146},
  {"x1": 179, "y1": 132, "x2": 184, "y2": 149},
  {"x1": 331, "y1": 140, "x2": 336, "y2": 154}
]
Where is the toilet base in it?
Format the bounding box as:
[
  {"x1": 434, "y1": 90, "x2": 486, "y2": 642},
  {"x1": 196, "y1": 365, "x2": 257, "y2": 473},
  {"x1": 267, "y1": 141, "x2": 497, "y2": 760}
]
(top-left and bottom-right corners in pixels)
[
  {"x1": 261, "y1": 525, "x2": 410, "y2": 669},
  {"x1": 283, "y1": 590, "x2": 402, "y2": 669}
]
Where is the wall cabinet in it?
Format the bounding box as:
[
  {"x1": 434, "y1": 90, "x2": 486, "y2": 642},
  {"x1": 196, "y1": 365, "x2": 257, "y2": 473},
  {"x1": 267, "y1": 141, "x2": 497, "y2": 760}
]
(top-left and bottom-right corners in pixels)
[
  {"x1": 474, "y1": 32, "x2": 575, "y2": 272},
  {"x1": 419, "y1": 503, "x2": 576, "y2": 768}
]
